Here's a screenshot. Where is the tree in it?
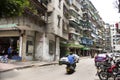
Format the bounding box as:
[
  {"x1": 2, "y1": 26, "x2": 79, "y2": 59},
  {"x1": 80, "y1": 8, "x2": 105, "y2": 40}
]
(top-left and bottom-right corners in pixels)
[
  {"x1": 113, "y1": 0, "x2": 120, "y2": 13},
  {"x1": 118, "y1": 0, "x2": 120, "y2": 13},
  {"x1": 0, "y1": 0, "x2": 29, "y2": 18}
]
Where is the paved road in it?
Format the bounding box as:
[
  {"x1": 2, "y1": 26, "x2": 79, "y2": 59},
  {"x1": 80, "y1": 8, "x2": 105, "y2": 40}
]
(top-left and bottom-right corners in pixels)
[{"x1": 0, "y1": 57, "x2": 99, "y2": 80}]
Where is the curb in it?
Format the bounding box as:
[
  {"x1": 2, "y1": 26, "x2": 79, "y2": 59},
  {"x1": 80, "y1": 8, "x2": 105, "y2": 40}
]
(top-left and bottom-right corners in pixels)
[
  {"x1": 0, "y1": 56, "x2": 91, "y2": 73},
  {"x1": 0, "y1": 62, "x2": 58, "y2": 73}
]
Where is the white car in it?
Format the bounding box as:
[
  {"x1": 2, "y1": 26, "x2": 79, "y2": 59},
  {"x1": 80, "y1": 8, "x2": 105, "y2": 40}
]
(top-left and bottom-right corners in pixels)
[
  {"x1": 72, "y1": 54, "x2": 79, "y2": 63},
  {"x1": 59, "y1": 57, "x2": 69, "y2": 65}
]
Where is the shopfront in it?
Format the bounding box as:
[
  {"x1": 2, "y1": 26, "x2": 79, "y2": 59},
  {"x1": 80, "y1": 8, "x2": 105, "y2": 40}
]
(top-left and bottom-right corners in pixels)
[
  {"x1": 0, "y1": 37, "x2": 19, "y2": 56},
  {"x1": 0, "y1": 24, "x2": 36, "y2": 61},
  {"x1": 0, "y1": 31, "x2": 20, "y2": 56}
]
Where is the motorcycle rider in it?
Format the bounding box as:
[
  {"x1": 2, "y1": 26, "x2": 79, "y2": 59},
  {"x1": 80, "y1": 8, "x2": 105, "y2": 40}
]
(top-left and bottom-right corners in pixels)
[{"x1": 67, "y1": 51, "x2": 76, "y2": 68}]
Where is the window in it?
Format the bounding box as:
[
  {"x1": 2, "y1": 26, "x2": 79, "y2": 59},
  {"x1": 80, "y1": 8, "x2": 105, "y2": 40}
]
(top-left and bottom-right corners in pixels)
[
  {"x1": 62, "y1": 20, "x2": 67, "y2": 32},
  {"x1": 62, "y1": 20, "x2": 65, "y2": 31},
  {"x1": 26, "y1": 41, "x2": 33, "y2": 55},
  {"x1": 57, "y1": 15, "x2": 61, "y2": 27},
  {"x1": 58, "y1": 0, "x2": 61, "y2": 9},
  {"x1": 113, "y1": 42, "x2": 115, "y2": 44},
  {"x1": 113, "y1": 46, "x2": 115, "y2": 49},
  {"x1": 49, "y1": 40, "x2": 55, "y2": 55}
]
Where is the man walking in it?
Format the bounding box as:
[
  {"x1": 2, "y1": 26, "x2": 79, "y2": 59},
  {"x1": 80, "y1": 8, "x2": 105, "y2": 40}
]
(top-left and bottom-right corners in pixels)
[{"x1": 8, "y1": 46, "x2": 12, "y2": 59}]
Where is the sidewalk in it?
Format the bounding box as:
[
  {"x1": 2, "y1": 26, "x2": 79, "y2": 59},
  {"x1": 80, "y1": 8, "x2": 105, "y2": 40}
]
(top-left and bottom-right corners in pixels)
[
  {"x1": 0, "y1": 56, "x2": 91, "y2": 72},
  {"x1": 0, "y1": 61, "x2": 58, "y2": 72}
]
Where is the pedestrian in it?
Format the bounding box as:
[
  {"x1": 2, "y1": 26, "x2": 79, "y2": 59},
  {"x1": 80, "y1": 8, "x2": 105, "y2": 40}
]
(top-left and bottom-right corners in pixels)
[{"x1": 7, "y1": 46, "x2": 13, "y2": 59}]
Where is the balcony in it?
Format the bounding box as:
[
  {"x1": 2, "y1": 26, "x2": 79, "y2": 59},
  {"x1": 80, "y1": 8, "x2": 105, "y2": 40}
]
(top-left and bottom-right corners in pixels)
[
  {"x1": 63, "y1": 5, "x2": 69, "y2": 19},
  {"x1": 80, "y1": 20, "x2": 92, "y2": 31},
  {"x1": 69, "y1": 16, "x2": 80, "y2": 28},
  {"x1": 69, "y1": 8, "x2": 81, "y2": 28},
  {"x1": 23, "y1": 0, "x2": 48, "y2": 25},
  {"x1": 82, "y1": 12, "x2": 90, "y2": 20},
  {"x1": 81, "y1": 1, "x2": 88, "y2": 11},
  {"x1": 30, "y1": 0, "x2": 48, "y2": 13},
  {"x1": 72, "y1": 0, "x2": 81, "y2": 10},
  {"x1": 69, "y1": 7, "x2": 79, "y2": 18},
  {"x1": 24, "y1": 8, "x2": 47, "y2": 25},
  {"x1": 64, "y1": 0, "x2": 71, "y2": 6},
  {"x1": 69, "y1": 32, "x2": 80, "y2": 42},
  {"x1": 47, "y1": 2, "x2": 54, "y2": 12}
]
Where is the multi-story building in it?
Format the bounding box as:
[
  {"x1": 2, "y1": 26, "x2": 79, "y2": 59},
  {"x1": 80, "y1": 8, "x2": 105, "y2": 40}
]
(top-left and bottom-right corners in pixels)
[
  {"x1": 104, "y1": 24, "x2": 112, "y2": 52},
  {"x1": 59, "y1": 0, "x2": 105, "y2": 57},
  {"x1": 80, "y1": 0, "x2": 105, "y2": 57},
  {"x1": 0, "y1": 0, "x2": 106, "y2": 62},
  {"x1": 67, "y1": 0, "x2": 84, "y2": 56},
  {"x1": 111, "y1": 22, "x2": 120, "y2": 52},
  {"x1": 42, "y1": 0, "x2": 69, "y2": 61},
  {"x1": 0, "y1": 0, "x2": 48, "y2": 61}
]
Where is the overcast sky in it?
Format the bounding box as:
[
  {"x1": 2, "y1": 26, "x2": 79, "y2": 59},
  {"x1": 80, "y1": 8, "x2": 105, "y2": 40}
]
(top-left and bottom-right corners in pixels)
[{"x1": 90, "y1": 0, "x2": 120, "y2": 24}]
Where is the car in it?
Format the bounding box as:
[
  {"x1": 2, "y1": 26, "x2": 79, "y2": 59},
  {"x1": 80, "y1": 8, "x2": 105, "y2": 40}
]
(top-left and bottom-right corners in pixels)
[
  {"x1": 94, "y1": 53, "x2": 107, "y2": 62},
  {"x1": 59, "y1": 57, "x2": 69, "y2": 65},
  {"x1": 107, "y1": 53, "x2": 114, "y2": 58},
  {"x1": 94, "y1": 53, "x2": 108, "y2": 67},
  {"x1": 112, "y1": 53, "x2": 120, "y2": 63}
]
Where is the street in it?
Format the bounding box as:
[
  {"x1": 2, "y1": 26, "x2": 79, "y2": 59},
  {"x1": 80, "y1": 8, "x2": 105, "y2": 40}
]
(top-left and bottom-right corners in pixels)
[{"x1": 0, "y1": 57, "x2": 100, "y2": 80}]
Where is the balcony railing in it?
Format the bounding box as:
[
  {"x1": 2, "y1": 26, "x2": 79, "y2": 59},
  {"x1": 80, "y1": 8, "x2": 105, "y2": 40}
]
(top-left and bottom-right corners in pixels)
[
  {"x1": 47, "y1": 3, "x2": 54, "y2": 12},
  {"x1": 30, "y1": 0, "x2": 48, "y2": 13},
  {"x1": 79, "y1": 20, "x2": 92, "y2": 30},
  {"x1": 63, "y1": 5, "x2": 69, "y2": 19},
  {"x1": 24, "y1": 8, "x2": 47, "y2": 25},
  {"x1": 69, "y1": 7, "x2": 79, "y2": 18},
  {"x1": 69, "y1": 16, "x2": 80, "y2": 28}
]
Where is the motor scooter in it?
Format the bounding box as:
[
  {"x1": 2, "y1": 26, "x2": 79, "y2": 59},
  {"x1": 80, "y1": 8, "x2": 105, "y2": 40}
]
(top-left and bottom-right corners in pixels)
[
  {"x1": 66, "y1": 62, "x2": 76, "y2": 74},
  {"x1": 98, "y1": 60, "x2": 120, "y2": 80},
  {"x1": 0, "y1": 55, "x2": 8, "y2": 63}
]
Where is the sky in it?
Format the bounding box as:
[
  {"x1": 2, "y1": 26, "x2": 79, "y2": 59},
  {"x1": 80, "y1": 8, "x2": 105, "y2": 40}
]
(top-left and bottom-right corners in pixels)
[{"x1": 90, "y1": 0, "x2": 120, "y2": 24}]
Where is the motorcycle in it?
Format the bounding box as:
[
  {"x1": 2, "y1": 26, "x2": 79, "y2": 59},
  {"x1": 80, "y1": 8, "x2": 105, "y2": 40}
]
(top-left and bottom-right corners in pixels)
[
  {"x1": 113, "y1": 60, "x2": 120, "y2": 80},
  {"x1": 98, "y1": 60, "x2": 120, "y2": 80},
  {"x1": 114, "y1": 72, "x2": 120, "y2": 80},
  {"x1": 66, "y1": 62, "x2": 76, "y2": 74},
  {"x1": 0, "y1": 55, "x2": 8, "y2": 63},
  {"x1": 59, "y1": 54, "x2": 79, "y2": 74}
]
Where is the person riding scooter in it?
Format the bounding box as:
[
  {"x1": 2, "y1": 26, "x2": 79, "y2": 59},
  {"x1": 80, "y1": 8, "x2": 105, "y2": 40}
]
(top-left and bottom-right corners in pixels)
[{"x1": 67, "y1": 52, "x2": 76, "y2": 69}]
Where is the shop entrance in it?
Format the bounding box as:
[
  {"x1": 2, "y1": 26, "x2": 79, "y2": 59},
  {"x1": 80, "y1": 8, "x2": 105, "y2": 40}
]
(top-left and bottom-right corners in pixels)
[{"x1": 0, "y1": 37, "x2": 19, "y2": 57}]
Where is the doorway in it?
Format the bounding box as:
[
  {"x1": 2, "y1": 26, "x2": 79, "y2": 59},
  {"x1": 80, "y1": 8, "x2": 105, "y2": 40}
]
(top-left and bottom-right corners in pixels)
[{"x1": 0, "y1": 37, "x2": 19, "y2": 57}]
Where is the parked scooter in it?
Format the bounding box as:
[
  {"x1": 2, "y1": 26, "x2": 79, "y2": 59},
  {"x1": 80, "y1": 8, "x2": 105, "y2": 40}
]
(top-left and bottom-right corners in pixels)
[
  {"x1": 0, "y1": 55, "x2": 8, "y2": 63},
  {"x1": 98, "y1": 59, "x2": 120, "y2": 80},
  {"x1": 114, "y1": 72, "x2": 120, "y2": 80}
]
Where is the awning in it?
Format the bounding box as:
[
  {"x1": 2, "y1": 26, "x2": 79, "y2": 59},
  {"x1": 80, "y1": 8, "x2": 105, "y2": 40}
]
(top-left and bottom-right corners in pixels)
[
  {"x1": 60, "y1": 43, "x2": 84, "y2": 48},
  {"x1": 91, "y1": 48, "x2": 102, "y2": 51},
  {"x1": 0, "y1": 24, "x2": 40, "y2": 31},
  {"x1": 0, "y1": 24, "x2": 18, "y2": 30},
  {"x1": 82, "y1": 47, "x2": 90, "y2": 50}
]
